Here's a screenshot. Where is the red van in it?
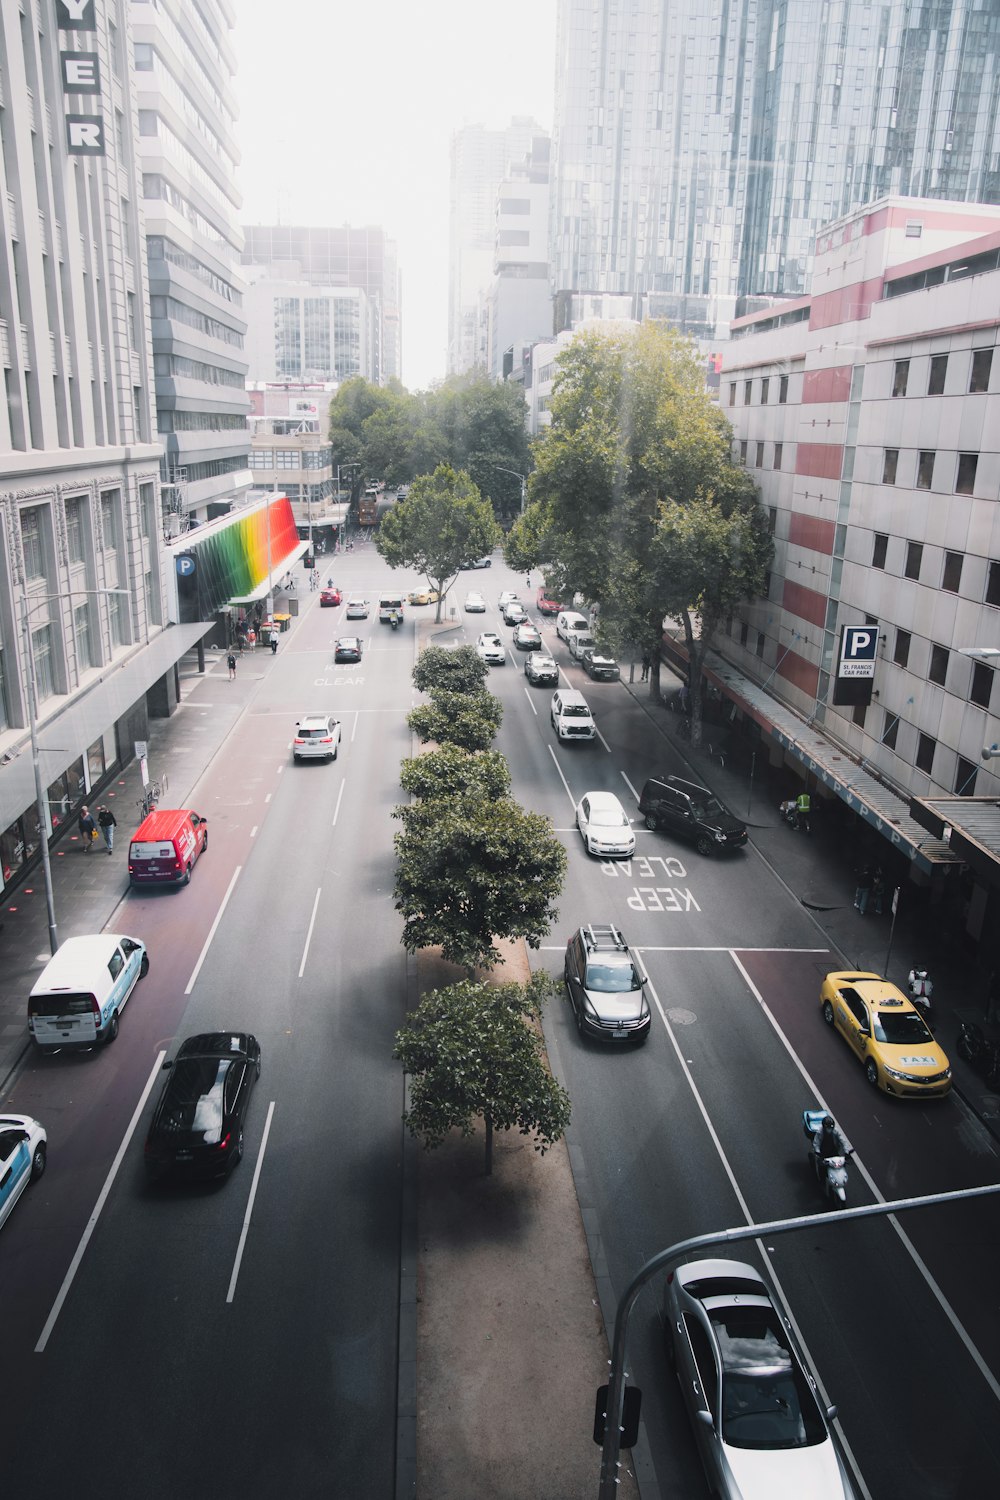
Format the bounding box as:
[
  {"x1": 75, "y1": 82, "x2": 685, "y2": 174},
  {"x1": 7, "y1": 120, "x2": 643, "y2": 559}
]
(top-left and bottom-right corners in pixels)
[
  {"x1": 536, "y1": 586, "x2": 565, "y2": 616},
  {"x1": 128, "y1": 808, "x2": 208, "y2": 887}
]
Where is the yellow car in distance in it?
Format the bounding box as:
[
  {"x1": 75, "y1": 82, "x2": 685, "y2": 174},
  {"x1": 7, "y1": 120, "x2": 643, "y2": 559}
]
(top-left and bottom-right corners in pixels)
[
  {"x1": 407, "y1": 587, "x2": 440, "y2": 606},
  {"x1": 820, "y1": 971, "x2": 952, "y2": 1097}
]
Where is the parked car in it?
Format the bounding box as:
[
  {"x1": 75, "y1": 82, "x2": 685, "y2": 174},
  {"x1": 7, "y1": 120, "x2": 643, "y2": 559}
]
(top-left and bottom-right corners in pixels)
[
  {"x1": 476, "y1": 632, "x2": 506, "y2": 666},
  {"x1": 334, "y1": 636, "x2": 363, "y2": 663},
  {"x1": 463, "y1": 556, "x2": 492, "y2": 569},
  {"x1": 345, "y1": 597, "x2": 369, "y2": 619},
  {"x1": 513, "y1": 621, "x2": 542, "y2": 651},
  {"x1": 664, "y1": 1258, "x2": 857, "y2": 1500},
  {"x1": 407, "y1": 587, "x2": 439, "y2": 606},
  {"x1": 556, "y1": 610, "x2": 589, "y2": 642},
  {"x1": 582, "y1": 647, "x2": 620, "y2": 681},
  {"x1": 524, "y1": 650, "x2": 559, "y2": 686},
  {"x1": 819, "y1": 972, "x2": 952, "y2": 1097},
  {"x1": 564, "y1": 924, "x2": 650, "y2": 1043},
  {"x1": 293, "y1": 714, "x2": 341, "y2": 761},
  {"x1": 638, "y1": 774, "x2": 747, "y2": 854},
  {"x1": 128, "y1": 808, "x2": 208, "y2": 888},
  {"x1": 0, "y1": 1114, "x2": 47, "y2": 1231},
  {"x1": 320, "y1": 587, "x2": 342, "y2": 607},
  {"x1": 28, "y1": 934, "x2": 149, "y2": 1049},
  {"x1": 536, "y1": 586, "x2": 564, "y2": 616},
  {"x1": 576, "y1": 791, "x2": 635, "y2": 858},
  {"x1": 567, "y1": 630, "x2": 596, "y2": 661},
  {"x1": 464, "y1": 592, "x2": 487, "y2": 613},
  {"x1": 144, "y1": 1032, "x2": 261, "y2": 1181},
  {"x1": 550, "y1": 688, "x2": 596, "y2": 741}
]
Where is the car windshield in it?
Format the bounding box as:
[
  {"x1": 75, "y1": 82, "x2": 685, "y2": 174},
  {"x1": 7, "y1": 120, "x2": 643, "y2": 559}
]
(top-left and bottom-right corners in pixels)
[
  {"x1": 872, "y1": 1007, "x2": 932, "y2": 1044},
  {"x1": 161, "y1": 1058, "x2": 229, "y2": 1142},
  {"x1": 712, "y1": 1307, "x2": 827, "y2": 1450},
  {"x1": 591, "y1": 808, "x2": 626, "y2": 826},
  {"x1": 691, "y1": 796, "x2": 726, "y2": 818},
  {"x1": 585, "y1": 959, "x2": 640, "y2": 992}
]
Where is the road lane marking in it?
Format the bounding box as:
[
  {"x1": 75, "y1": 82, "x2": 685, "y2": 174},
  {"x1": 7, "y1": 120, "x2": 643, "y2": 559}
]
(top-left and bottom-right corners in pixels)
[
  {"x1": 351, "y1": 710, "x2": 360, "y2": 742},
  {"x1": 185, "y1": 866, "x2": 242, "y2": 994},
  {"x1": 332, "y1": 779, "x2": 346, "y2": 828},
  {"x1": 299, "y1": 887, "x2": 321, "y2": 977},
  {"x1": 621, "y1": 771, "x2": 640, "y2": 803},
  {"x1": 522, "y1": 687, "x2": 538, "y2": 716},
  {"x1": 547, "y1": 746, "x2": 576, "y2": 807},
  {"x1": 729, "y1": 950, "x2": 1000, "y2": 1407},
  {"x1": 36, "y1": 1051, "x2": 166, "y2": 1354},
  {"x1": 250, "y1": 825, "x2": 258, "y2": 838},
  {"x1": 226, "y1": 1099, "x2": 275, "y2": 1305},
  {"x1": 595, "y1": 725, "x2": 611, "y2": 752},
  {"x1": 265, "y1": 792, "x2": 272, "y2": 803},
  {"x1": 645, "y1": 974, "x2": 873, "y2": 1499}
]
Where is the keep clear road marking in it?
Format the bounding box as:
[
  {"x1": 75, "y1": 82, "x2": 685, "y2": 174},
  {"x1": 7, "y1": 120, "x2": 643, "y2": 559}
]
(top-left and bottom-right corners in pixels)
[
  {"x1": 226, "y1": 1099, "x2": 275, "y2": 1304},
  {"x1": 36, "y1": 1050, "x2": 166, "y2": 1354},
  {"x1": 332, "y1": 778, "x2": 346, "y2": 828},
  {"x1": 185, "y1": 865, "x2": 242, "y2": 995},
  {"x1": 299, "y1": 887, "x2": 321, "y2": 977},
  {"x1": 644, "y1": 971, "x2": 874, "y2": 1500},
  {"x1": 729, "y1": 950, "x2": 1000, "y2": 1409}
]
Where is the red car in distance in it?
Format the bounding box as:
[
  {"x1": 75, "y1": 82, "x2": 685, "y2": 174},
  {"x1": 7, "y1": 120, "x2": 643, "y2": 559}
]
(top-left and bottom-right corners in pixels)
[
  {"x1": 320, "y1": 587, "x2": 342, "y2": 607},
  {"x1": 536, "y1": 586, "x2": 564, "y2": 616}
]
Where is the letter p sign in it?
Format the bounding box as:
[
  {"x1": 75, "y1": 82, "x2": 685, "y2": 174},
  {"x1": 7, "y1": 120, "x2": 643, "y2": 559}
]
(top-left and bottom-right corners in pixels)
[{"x1": 839, "y1": 625, "x2": 878, "y2": 679}]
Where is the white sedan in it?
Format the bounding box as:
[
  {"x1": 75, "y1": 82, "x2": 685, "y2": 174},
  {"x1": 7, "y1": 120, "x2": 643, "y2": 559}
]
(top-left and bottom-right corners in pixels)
[
  {"x1": 476, "y1": 632, "x2": 506, "y2": 666},
  {"x1": 0, "y1": 1114, "x2": 47, "y2": 1232},
  {"x1": 464, "y1": 592, "x2": 487, "y2": 613},
  {"x1": 576, "y1": 791, "x2": 635, "y2": 858}
]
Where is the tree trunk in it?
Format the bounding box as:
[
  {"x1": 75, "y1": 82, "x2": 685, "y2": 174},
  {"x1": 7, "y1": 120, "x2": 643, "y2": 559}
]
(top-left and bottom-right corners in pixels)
[
  {"x1": 683, "y1": 610, "x2": 704, "y2": 748},
  {"x1": 484, "y1": 1114, "x2": 494, "y2": 1176}
]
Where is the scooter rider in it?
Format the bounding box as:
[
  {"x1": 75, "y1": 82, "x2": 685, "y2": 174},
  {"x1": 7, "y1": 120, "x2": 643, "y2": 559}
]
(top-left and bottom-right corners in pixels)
[{"x1": 813, "y1": 1115, "x2": 847, "y2": 1162}]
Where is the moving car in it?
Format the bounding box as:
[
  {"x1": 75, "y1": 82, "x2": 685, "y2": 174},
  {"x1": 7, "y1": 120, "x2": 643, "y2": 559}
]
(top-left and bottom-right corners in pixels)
[
  {"x1": 638, "y1": 774, "x2": 747, "y2": 855},
  {"x1": 498, "y1": 591, "x2": 521, "y2": 609},
  {"x1": 464, "y1": 592, "x2": 487, "y2": 613},
  {"x1": 129, "y1": 807, "x2": 208, "y2": 887},
  {"x1": 293, "y1": 714, "x2": 341, "y2": 761},
  {"x1": 476, "y1": 631, "x2": 506, "y2": 666},
  {"x1": 664, "y1": 1258, "x2": 857, "y2": 1500},
  {"x1": 582, "y1": 647, "x2": 620, "y2": 681},
  {"x1": 28, "y1": 933, "x2": 149, "y2": 1050},
  {"x1": 551, "y1": 688, "x2": 595, "y2": 741},
  {"x1": 334, "y1": 636, "x2": 363, "y2": 663},
  {"x1": 524, "y1": 650, "x2": 559, "y2": 686},
  {"x1": 345, "y1": 597, "x2": 369, "y2": 619},
  {"x1": 0, "y1": 1114, "x2": 47, "y2": 1231},
  {"x1": 144, "y1": 1032, "x2": 261, "y2": 1181},
  {"x1": 378, "y1": 594, "x2": 405, "y2": 623},
  {"x1": 567, "y1": 630, "x2": 595, "y2": 661},
  {"x1": 556, "y1": 609, "x2": 589, "y2": 642},
  {"x1": 536, "y1": 586, "x2": 564, "y2": 616},
  {"x1": 820, "y1": 972, "x2": 952, "y2": 1097},
  {"x1": 564, "y1": 924, "x2": 650, "y2": 1043},
  {"x1": 407, "y1": 587, "x2": 440, "y2": 606},
  {"x1": 513, "y1": 621, "x2": 542, "y2": 651},
  {"x1": 463, "y1": 556, "x2": 492, "y2": 569},
  {"x1": 320, "y1": 587, "x2": 342, "y2": 607},
  {"x1": 576, "y1": 791, "x2": 635, "y2": 858},
  {"x1": 501, "y1": 601, "x2": 528, "y2": 627}
]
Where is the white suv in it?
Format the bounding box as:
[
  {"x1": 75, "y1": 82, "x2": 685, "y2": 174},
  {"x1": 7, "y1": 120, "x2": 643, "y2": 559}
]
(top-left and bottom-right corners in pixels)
[
  {"x1": 293, "y1": 714, "x2": 341, "y2": 761},
  {"x1": 550, "y1": 689, "x2": 596, "y2": 741}
]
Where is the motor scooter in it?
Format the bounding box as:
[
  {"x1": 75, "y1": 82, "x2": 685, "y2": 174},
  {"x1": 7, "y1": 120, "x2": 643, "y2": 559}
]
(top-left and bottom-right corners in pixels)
[
  {"x1": 956, "y1": 1020, "x2": 1000, "y2": 1088},
  {"x1": 390, "y1": 611, "x2": 399, "y2": 631},
  {"x1": 907, "y1": 967, "x2": 934, "y2": 1024},
  {"x1": 802, "y1": 1109, "x2": 851, "y2": 1204}
]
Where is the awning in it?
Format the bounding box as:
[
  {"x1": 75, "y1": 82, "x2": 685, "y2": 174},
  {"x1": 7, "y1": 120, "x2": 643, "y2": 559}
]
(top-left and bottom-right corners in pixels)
[
  {"x1": 910, "y1": 796, "x2": 1000, "y2": 884},
  {"x1": 229, "y1": 540, "x2": 310, "y2": 604}
]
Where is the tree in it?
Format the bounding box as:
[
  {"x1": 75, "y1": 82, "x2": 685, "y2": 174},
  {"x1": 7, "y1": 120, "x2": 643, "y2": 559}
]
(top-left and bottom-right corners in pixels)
[
  {"x1": 376, "y1": 465, "x2": 500, "y2": 620},
  {"x1": 412, "y1": 643, "x2": 488, "y2": 696},
  {"x1": 400, "y1": 745, "x2": 511, "y2": 804},
  {"x1": 393, "y1": 795, "x2": 567, "y2": 971},
  {"x1": 424, "y1": 375, "x2": 532, "y2": 523},
  {"x1": 407, "y1": 688, "x2": 503, "y2": 752},
  {"x1": 394, "y1": 975, "x2": 571, "y2": 1175}
]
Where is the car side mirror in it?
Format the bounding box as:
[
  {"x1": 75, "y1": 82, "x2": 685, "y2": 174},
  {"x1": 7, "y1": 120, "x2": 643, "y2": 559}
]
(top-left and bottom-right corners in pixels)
[
  {"x1": 696, "y1": 1409, "x2": 714, "y2": 1428},
  {"x1": 826, "y1": 1403, "x2": 839, "y2": 1421},
  {"x1": 161, "y1": 1058, "x2": 173, "y2": 1071}
]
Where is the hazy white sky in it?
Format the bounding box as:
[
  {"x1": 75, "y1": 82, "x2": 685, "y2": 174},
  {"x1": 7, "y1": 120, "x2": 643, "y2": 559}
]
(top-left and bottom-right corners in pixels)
[{"x1": 233, "y1": 0, "x2": 558, "y2": 390}]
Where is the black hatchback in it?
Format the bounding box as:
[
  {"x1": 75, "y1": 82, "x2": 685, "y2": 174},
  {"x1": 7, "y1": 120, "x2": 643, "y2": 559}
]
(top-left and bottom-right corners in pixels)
[
  {"x1": 638, "y1": 774, "x2": 747, "y2": 855},
  {"x1": 145, "y1": 1032, "x2": 261, "y2": 1181}
]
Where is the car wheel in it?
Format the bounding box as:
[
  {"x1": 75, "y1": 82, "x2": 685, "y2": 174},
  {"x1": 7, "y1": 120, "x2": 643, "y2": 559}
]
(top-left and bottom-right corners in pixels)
[
  {"x1": 234, "y1": 1129, "x2": 245, "y2": 1165},
  {"x1": 106, "y1": 1012, "x2": 119, "y2": 1043},
  {"x1": 183, "y1": 864, "x2": 192, "y2": 885},
  {"x1": 255, "y1": 1056, "x2": 261, "y2": 1080},
  {"x1": 30, "y1": 1141, "x2": 47, "y2": 1181},
  {"x1": 202, "y1": 831, "x2": 208, "y2": 851},
  {"x1": 139, "y1": 953, "x2": 150, "y2": 979},
  {"x1": 822, "y1": 1000, "x2": 835, "y2": 1026},
  {"x1": 695, "y1": 833, "x2": 714, "y2": 857},
  {"x1": 865, "y1": 1058, "x2": 880, "y2": 1089},
  {"x1": 332, "y1": 744, "x2": 338, "y2": 760},
  {"x1": 575, "y1": 1008, "x2": 585, "y2": 1037},
  {"x1": 644, "y1": 813, "x2": 658, "y2": 832}
]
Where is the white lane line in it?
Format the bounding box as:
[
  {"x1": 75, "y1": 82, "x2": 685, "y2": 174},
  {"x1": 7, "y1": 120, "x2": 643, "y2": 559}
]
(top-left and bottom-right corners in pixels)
[
  {"x1": 298, "y1": 887, "x2": 321, "y2": 977},
  {"x1": 729, "y1": 950, "x2": 1000, "y2": 1406},
  {"x1": 645, "y1": 973, "x2": 873, "y2": 1499},
  {"x1": 522, "y1": 687, "x2": 538, "y2": 717},
  {"x1": 36, "y1": 1051, "x2": 166, "y2": 1354},
  {"x1": 621, "y1": 771, "x2": 641, "y2": 803},
  {"x1": 547, "y1": 745, "x2": 577, "y2": 808},
  {"x1": 250, "y1": 825, "x2": 258, "y2": 838},
  {"x1": 351, "y1": 710, "x2": 360, "y2": 742},
  {"x1": 332, "y1": 779, "x2": 346, "y2": 828},
  {"x1": 265, "y1": 792, "x2": 272, "y2": 804},
  {"x1": 226, "y1": 1099, "x2": 275, "y2": 1305},
  {"x1": 595, "y1": 724, "x2": 611, "y2": 752},
  {"x1": 185, "y1": 866, "x2": 242, "y2": 994}
]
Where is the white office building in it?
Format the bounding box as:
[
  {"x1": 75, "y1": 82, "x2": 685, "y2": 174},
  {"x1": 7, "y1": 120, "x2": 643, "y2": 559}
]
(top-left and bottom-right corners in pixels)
[
  {"x1": 242, "y1": 272, "x2": 376, "y2": 385},
  {"x1": 486, "y1": 136, "x2": 552, "y2": 384}
]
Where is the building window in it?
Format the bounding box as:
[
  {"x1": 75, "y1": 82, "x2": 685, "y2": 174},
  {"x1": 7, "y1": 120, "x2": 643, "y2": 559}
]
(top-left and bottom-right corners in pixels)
[
  {"x1": 955, "y1": 756, "x2": 978, "y2": 796},
  {"x1": 872, "y1": 533, "x2": 888, "y2": 569},
  {"x1": 740, "y1": 621, "x2": 749, "y2": 646},
  {"x1": 32, "y1": 625, "x2": 56, "y2": 702},
  {"x1": 956, "y1": 453, "x2": 978, "y2": 495},
  {"x1": 744, "y1": 379, "x2": 752, "y2": 404},
  {"x1": 108, "y1": 590, "x2": 126, "y2": 648},
  {"x1": 760, "y1": 377, "x2": 769, "y2": 404},
  {"x1": 882, "y1": 448, "x2": 899, "y2": 484},
  {"x1": 0, "y1": 648, "x2": 10, "y2": 731},
  {"x1": 904, "y1": 542, "x2": 923, "y2": 580},
  {"x1": 21, "y1": 507, "x2": 46, "y2": 579},
  {"x1": 728, "y1": 383, "x2": 736, "y2": 406},
  {"x1": 916, "y1": 451, "x2": 935, "y2": 489},
  {"x1": 882, "y1": 712, "x2": 899, "y2": 751},
  {"x1": 768, "y1": 506, "x2": 777, "y2": 534},
  {"x1": 928, "y1": 354, "x2": 948, "y2": 395},
  {"x1": 739, "y1": 440, "x2": 748, "y2": 464},
  {"x1": 971, "y1": 661, "x2": 993, "y2": 709},
  {"x1": 74, "y1": 605, "x2": 94, "y2": 672},
  {"x1": 756, "y1": 631, "x2": 765, "y2": 658},
  {"x1": 894, "y1": 629, "x2": 911, "y2": 668},
  {"x1": 970, "y1": 349, "x2": 993, "y2": 393},
  {"x1": 773, "y1": 442, "x2": 783, "y2": 470},
  {"x1": 892, "y1": 359, "x2": 910, "y2": 397},
  {"x1": 778, "y1": 375, "x2": 788, "y2": 404},
  {"x1": 754, "y1": 441, "x2": 764, "y2": 467},
  {"x1": 915, "y1": 733, "x2": 936, "y2": 774},
  {"x1": 66, "y1": 498, "x2": 87, "y2": 564},
  {"x1": 987, "y1": 561, "x2": 1000, "y2": 608},
  {"x1": 852, "y1": 703, "x2": 867, "y2": 728},
  {"x1": 101, "y1": 491, "x2": 119, "y2": 551},
  {"x1": 942, "y1": 551, "x2": 963, "y2": 593},
  {"x1": 929, "y1": 644, "x2": 949, "y2": 686}
]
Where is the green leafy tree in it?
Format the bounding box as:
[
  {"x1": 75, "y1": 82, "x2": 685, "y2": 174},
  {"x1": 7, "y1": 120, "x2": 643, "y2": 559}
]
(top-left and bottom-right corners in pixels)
[
  {"x1": 376, "y1": 465, "x2": 500, "y2": 620},
  {"x1": 412, "y1": 644, "x2": 488, "y2": 696},
  {"x1": 394, "y1": 975, "x2": 571, "y2": 1175},
  {"x1": 424, "y1": 375, "x2": 532, "y2": 523},
  {"x1": 393, "y1": 795, "x2": 566, "y2": 971},
  {"x1": 407, "y1": 688, "x2": 503, "y2": 752},
  {"x1": 400, "y1": 745, "x2": 511, "y2": 804}
]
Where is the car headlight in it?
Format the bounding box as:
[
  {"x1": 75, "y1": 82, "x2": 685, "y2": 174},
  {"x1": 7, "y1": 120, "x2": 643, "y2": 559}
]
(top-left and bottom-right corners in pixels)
[{"x1": 713, "y1": 829, "x2": 726, "y2": 842}]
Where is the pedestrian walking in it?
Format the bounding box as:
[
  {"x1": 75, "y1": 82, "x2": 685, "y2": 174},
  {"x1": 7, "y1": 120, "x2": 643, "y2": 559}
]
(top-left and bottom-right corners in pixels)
[
  {"x1": 270, "y1": 633, "x2": 278, "y2": 656},
  {"x1": 247, "y1": 627, "x2": 256, "y2": 652},
  {"x1": 854, "y1": 861, "x2": 873, "y2": 915},
  {"x1": 640, "y1": 650, "x2": 651, "y2": 682},
  {"x1": 871, "y1": 865, "x2": 886, "y2": 916},
  {"x1": 97, "y1": 805, "x2": 117, "y2": 854},
  {"x1": 227, "y1": 651, "x2": 237, "y2": 679},
  {"x1": 78, "y1": 805, "x2": 97, "y2": 852}
]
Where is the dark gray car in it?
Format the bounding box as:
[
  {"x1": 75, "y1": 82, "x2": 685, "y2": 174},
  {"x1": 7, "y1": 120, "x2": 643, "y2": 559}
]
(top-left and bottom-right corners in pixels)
[
  {"x1": 638, "y1": 774, "x2": 747, "y2": 855},
  {"x1": 563, "y1": 924, "x2": 650, "y2": 1044}
]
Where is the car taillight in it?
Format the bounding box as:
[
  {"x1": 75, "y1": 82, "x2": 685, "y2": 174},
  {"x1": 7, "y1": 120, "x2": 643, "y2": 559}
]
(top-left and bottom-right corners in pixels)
[
  {"x1": 217, "y1": 1132, "x2": 231, "y2": 1152},
  {"x1": 294, "y1": 737, "x2": 304, "y2": 745},
  {"x1": 91, "y1": 996, "x2": 101, "y2": 1021},
  {"x1": 321, "y1": 736, "x2": 332, "y2": 744}
]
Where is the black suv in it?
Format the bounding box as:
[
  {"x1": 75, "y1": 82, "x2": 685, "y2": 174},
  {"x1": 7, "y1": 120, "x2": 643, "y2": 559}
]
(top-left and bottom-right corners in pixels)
[
  {"x1": 638, "y1": 774, "x2": 747, "y2": 856},
  {"x1": 564, "y1": 924, "x2": 650, "y2": 1044}
]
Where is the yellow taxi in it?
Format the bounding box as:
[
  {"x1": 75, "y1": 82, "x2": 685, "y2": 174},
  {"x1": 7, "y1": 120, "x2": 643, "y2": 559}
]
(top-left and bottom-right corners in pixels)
[
  {"x1": 407, "y1": 587, "x2": 440, "y2": 606},
  {"x1": 820, "y1": 971, "x2": 952, "y2": 1097}
]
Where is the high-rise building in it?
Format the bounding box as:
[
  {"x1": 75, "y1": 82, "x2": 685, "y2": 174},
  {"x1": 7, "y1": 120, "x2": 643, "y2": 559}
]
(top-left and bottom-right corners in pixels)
[
  {"x1": 240, "y1": 225, "x2": 402, "y2": 385},
  {"x1": 486, "y1": 135, "x2": 553, "y2": 383},
  {"x1": 132, "y1": 0, "x2": 251, "y2": 526},
  {"x1": 448, "y1": 118, "x2": 545, "y2": 375},
  {"x1": 550, "y1": 0, "x2": 1000, "y2": 334},
  {"x1": 242, "y1": 272, "x2": 377, "y2": 386}
]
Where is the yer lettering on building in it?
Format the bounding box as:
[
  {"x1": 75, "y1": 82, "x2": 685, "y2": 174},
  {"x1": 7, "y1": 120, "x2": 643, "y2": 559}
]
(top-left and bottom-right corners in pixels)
[{"x1": 56, "y1": 1, "x2": 105, "y2": 156}]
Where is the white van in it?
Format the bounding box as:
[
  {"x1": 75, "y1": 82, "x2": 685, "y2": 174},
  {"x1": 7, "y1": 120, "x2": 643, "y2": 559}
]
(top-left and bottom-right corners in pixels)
[
  {"x1": 28, "y1": 933, "x2": 149, "y2": 1051},
  {"x1": 556, "y1": 610, "x2": 589, "y2": 643},
  {"x1": 379, "y1": 593, "x2": 405, "y2": 623}
]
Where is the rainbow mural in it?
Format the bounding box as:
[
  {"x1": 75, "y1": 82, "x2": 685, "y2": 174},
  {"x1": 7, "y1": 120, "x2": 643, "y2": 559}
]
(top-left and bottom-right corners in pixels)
[{"x1": 178, "y1": 498, "x2": 302, "y2": 618}]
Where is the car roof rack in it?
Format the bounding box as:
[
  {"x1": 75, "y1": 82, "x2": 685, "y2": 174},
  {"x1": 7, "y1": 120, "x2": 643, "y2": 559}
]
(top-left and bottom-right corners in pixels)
[{"x1": 583, "y1": 923, "x2": 627, "y2": 952}]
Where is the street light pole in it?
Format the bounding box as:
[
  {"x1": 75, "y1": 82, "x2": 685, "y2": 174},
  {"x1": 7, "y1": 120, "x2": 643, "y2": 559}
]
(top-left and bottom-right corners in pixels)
[{"x1": 492, "y1": 465, "x2": 527, "y2": 515}]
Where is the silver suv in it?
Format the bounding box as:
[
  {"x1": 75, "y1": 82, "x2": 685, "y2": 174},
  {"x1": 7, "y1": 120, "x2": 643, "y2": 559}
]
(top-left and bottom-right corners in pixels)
[
  {"x1": 563, "y1": 924, "x2": 650, "y2": 1044},
  {"x1": 550, "y1": 688, "x2": 595, "y2": 741}
]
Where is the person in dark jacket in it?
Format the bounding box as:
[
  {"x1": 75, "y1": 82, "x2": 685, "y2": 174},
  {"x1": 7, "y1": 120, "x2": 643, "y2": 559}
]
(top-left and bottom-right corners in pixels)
[
  {"x1": 97, "y1": 805, "x2": 117, "y2": 854},
  {"x1": 78, "y1": 805, "x2": 97, "y2": 852}
]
